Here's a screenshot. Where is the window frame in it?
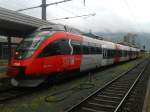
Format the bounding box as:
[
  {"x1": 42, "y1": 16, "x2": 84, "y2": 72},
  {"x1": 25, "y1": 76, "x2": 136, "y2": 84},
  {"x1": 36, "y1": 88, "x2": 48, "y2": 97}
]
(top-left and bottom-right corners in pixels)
[{"x1": 38, "y1": 38, "x2": 71, "y2": 58}]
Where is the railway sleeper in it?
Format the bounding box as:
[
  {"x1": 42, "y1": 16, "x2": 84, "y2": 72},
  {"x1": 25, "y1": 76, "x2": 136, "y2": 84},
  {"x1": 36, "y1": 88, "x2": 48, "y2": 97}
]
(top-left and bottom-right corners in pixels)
[
  {"x1": 112, "y1": 81, "x2": 133, "y2": 85},
  {"x1": 110, "y1": 85, "x2": 130, "y2": 89},
  {"x1": 88, "y1": 101, "x2": 116, "y2": 108},
  {"x1": 111, "y1": 83, "x2": 131, "y2": 87},
  {"x1": 118, "y1": 77, "x2": 138, "y2": 82},
  {"x1": 101, "y1": 92, "x2": 124, "y2": 97},
  {"x1": 90, "y1": 99, "x2": 118, "y2": 106},
  {"x1": 107, "y1": 87, "x2": 129, "y2": 91},
  {"x1": 93, "y1": 98, "x2": 119, "y2": 104},
  {"x1": 119, "y1": 107, "x2": 131, "y2": 112},
  {"x1": 81, "y1": 107, "x2": 107, "y2": 112},
  {"x1": 104, "y1": 89, "x2": 127, "y2": 94},
  {"x1": 97, "y1": 94, "x2": 122, "y2": 100},
  {"x1": 83, "y1": 102, "x2": 116, "y2": 112}
]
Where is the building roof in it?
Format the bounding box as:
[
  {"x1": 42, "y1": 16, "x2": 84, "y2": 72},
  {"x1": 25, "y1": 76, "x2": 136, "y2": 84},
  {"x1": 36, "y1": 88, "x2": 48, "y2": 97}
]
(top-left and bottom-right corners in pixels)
[{"x1": 0, "y1": 7, "x2": 53, "y2": 37}]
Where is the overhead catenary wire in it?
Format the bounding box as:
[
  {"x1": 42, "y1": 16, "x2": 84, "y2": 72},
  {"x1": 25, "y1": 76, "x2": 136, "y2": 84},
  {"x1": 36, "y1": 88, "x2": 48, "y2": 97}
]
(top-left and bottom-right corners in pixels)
[
  {"x1": 16, "y1": 0, "x2": 134, "y2": 34},
  {"x1": 48, "y1": 13, "x2": 96, "y2": 21},
  {"x1": 48, "y1": 0, "x2": 100, "y2": 33},
  {"x1": 53, "y1": 5, "x2": 94, "y2": 32}
]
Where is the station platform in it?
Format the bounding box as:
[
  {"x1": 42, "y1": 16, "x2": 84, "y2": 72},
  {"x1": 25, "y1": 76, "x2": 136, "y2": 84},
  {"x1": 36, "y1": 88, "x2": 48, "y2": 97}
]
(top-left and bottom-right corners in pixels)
[
  {"x1": 0, "y1": 72, "x2": 8, "y2": 78},
  {"x1": 0, "y1": 60, "x2": 8, "y2": 66},
  {"x1": 143, "y1": 77, "x2": 150, "y2": 112},
  {"x1": 0, "y1": 60, "x2": 8, "y2": 78}
]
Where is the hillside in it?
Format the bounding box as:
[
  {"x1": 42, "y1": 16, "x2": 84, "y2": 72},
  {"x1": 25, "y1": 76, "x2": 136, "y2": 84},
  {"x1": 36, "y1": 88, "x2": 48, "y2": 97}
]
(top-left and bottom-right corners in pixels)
[{"x1": 95, "y1": 32, "x2": 150, "y2": 51}]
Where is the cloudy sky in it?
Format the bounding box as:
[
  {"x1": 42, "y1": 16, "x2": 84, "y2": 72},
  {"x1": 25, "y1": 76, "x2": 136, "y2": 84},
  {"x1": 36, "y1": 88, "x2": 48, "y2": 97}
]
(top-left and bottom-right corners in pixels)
[{"x1": 0, "y1": 0, "x2": 150, "y2": 33}]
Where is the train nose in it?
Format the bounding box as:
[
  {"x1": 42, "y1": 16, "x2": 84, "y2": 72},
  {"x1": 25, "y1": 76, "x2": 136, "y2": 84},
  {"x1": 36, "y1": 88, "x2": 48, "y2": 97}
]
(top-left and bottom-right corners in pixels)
[
  {"x1": 7, "y1": 66, "x2": 25, "y2": 77},
  {"x1": 7, "y1": 67, "x2": 20, "y2": 76}
]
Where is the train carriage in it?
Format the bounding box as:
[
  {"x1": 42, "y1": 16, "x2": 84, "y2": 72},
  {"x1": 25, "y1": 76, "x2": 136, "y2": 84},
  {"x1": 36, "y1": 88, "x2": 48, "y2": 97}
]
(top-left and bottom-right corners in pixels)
[
  {"x1": 80, "y1": 36, "x2": 102, "y2": 71},
  {"x1": 7, "y1": 24, "x2": 140, "y2": 87}
]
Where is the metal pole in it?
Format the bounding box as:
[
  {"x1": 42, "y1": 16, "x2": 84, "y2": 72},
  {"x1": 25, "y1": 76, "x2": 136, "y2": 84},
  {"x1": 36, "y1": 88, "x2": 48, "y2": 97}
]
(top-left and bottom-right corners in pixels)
[
  {"x1": 7, "y1": 36, "x2": 11, "y2": 62},
  {"x1": 42, "y1": 0, "x2": 46, "y2": 20},
  {"x1": 0, "y1": 43, "x2": 1, "y2": 59}
]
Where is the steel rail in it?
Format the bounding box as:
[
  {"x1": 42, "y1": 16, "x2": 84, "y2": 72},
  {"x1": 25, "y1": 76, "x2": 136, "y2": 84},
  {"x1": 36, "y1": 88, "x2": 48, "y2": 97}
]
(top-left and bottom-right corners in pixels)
[
  {"x1": 66, "y1": 58, "x2": 148, "y2": 112},
  {"x1": 114, "y1": 60, "x2": 149, "y2": 112}
]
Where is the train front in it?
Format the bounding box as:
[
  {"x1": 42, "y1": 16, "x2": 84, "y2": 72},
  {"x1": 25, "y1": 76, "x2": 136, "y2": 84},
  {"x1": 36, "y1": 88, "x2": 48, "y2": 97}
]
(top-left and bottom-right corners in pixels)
[{"x1": 7, "y1": 30, "x2": 53, "y2": 87}]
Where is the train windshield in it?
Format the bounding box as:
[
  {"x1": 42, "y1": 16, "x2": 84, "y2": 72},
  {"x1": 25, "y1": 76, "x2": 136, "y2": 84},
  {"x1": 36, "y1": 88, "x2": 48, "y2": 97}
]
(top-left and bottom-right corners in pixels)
[{"x1": 15, "y1": 31, "x2": 55, "y2": 59}]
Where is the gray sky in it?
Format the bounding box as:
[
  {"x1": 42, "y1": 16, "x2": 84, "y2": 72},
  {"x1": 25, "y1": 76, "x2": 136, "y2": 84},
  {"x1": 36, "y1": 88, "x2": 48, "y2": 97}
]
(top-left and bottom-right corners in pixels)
[{"x1": 0, "y1": 0, "x2": 150, "y2": 33}]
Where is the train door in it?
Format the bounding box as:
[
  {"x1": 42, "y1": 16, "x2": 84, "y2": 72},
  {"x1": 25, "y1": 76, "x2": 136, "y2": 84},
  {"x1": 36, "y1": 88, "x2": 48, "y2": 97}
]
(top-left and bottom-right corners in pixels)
[
  {"x1": 129, "y1": 48, "x2": 132, "y2": 60},
  {"x1": 63, "y1": 39, "x2": 82, "y2": 71},
  {"x1": 80, "y1": 42, "x2": 94, "y2": 71},
  {"x1": 39, "y1": 39, "x2": 63, "y2": 74},
  {"x1": 61, "y1": 39, "x2": 75, "y2": 71},
  {"x1": 101, "y1": 45, "x2": 107, "y2": 66},
  {"x1": 114, "y1": 44, "x2": 120, "y2": 63},
  {"x1": 95, "y1": 44, "x2": 103, "y2": 67},
  {"x1": 90, "y1": 44, "x2": 103, "y2": 68},
  {"x1": 52, "y1": 38, "x2": 81, "y2": 72}
]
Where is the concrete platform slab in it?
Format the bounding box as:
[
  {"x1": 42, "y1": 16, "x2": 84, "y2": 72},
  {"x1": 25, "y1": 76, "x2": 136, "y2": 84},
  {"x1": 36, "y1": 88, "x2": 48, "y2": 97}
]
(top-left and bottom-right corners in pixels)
[{"x1": 143, "y1": 77, "x2": 150, "y2": 112}]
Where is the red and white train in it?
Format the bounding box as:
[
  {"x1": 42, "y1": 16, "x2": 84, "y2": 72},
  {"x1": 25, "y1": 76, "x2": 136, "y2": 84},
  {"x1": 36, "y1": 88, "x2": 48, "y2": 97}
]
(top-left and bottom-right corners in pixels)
[{"x1": 7, "y1": 24, "x2": 140, "y2": 87}]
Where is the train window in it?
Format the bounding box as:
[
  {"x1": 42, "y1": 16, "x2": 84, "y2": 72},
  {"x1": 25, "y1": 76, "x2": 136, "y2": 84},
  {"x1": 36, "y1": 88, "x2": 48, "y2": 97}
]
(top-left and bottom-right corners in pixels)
[
  {"x1": 81, "y1": 43, "x2": 102, "y2": 55},
  {"x1": 59, "y1": 39, "x2": 71, "y2": 54},
  {"x1": 18, "y1": 31, "x2": 55, "y2": 50},
  {"x1": 110, "y1": 49, "x2": 114, "y2": 58},
  {"x1": 103, "y1": 48, "x2": 107, "y2": 58},
  {"x1": 110, "y1": 50, "x2": 112, "y2": 58},
  {"x1": 123, "y1": 50, "x2": 125, "y2": 57},
  {"x1": 104, "y1": 49, "x2": 115, "y2": 58},
  {"x1": 90, "y1": 46, "x2": 96, "y2": 54},
  {"x1": 127, "y1": 51, "x2": 129, "y2": 56},
  {"x1": 82, "y1": 45, "x2": 90, "y2": 54},
  {"x1": 121, "y1": 50, "x2": 123, "y2": 57},
  {"x1": 122, "y1": 50, "x2": 124, "y2": 57},
  {"x1": 70, "y1": 28, "x2": 81, "y2": 35},
  {"x1": 71, "y1": 40, "x2": 82, "y2": 54},
  {"x1": 107, "y1": 49, "x2": 110, "y2": 58},
  {"x1": 38, "y1": 40, "x2": 61, "y2": 57},
  {"x1": 96, "y1": 47, "x2": 102, "y2": 54},
  {"x1": 125, "y1": 50, "x2": 127, "y2": 57},
  {"x1": 117, "y1": 50, "x2": 120, "y2": 57},
  {"x1": 106, "y1": 49, "x2": 109, "y2": 58},
  {"x1": 120, "y1": 50, "x2": 122, "y2": 57},
  {"x1": 113, "y1": 50, "x2": 115, "y2": 57},
  {"x1": 108, "y1": 49, "x2": 113, "y2": 58},
  {"x1": 95, "y1": 47, "x2": 98, "y2": 54}
]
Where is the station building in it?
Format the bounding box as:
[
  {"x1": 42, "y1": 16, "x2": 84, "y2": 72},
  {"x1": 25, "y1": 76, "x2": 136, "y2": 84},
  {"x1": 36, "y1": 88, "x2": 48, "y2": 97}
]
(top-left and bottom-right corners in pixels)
[{"x1": 0, "y1": 37, "x2": 22, "y2": 59}]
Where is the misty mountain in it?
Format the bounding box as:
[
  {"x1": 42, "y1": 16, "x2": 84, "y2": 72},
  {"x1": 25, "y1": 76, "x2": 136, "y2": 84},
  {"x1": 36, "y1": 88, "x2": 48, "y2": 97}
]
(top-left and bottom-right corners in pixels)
[{"x1": 95, "y1": 32, "x2": 150, "y2": 51}]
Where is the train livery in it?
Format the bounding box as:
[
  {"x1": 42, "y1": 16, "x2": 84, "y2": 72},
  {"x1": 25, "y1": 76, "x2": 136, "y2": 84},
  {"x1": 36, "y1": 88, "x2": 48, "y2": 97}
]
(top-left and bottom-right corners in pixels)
[{"x1": 7, "y1": 24, "x2": 140, "y2": 87}]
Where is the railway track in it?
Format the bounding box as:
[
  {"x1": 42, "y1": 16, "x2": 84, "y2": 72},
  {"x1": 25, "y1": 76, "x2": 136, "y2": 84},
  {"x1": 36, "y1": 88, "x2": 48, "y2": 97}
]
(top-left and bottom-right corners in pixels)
[
  {"x1": 66, "y1": 58, "x2": 149, "y2": 112},
  {"x1": 0, "y1": 84, "x2": 50, "y2": 103}
]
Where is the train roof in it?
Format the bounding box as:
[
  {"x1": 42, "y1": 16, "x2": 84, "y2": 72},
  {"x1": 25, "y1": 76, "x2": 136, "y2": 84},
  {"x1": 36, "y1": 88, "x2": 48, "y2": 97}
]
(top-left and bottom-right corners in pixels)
[
  {"x1": 37, "y1": 25, "x2": 140, "y2": 51},
  {"x1": 37, "y1": 24, "x2": 83, "y2": 35},
  {"x1": 83, "y1": 35, "x2": 140, "y2": 51},
  {"x1": 83, "y1": 36, "x2": 116, "y2": 49},
  {"x1": 82, "y1": 33, "x2": 103, "y2": 40},
  {"x1": 37, "y1": 24, "x2": 66, "y2": 31}
]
